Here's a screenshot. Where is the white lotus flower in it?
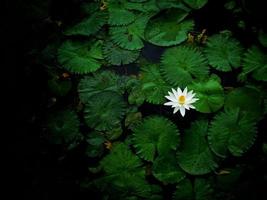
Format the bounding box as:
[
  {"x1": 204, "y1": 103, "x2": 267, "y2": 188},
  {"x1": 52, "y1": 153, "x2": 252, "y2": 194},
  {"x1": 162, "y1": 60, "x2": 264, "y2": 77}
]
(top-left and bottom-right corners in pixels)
[{"x1": 164, "y1": 87, "x2": 199, "y2": 117}]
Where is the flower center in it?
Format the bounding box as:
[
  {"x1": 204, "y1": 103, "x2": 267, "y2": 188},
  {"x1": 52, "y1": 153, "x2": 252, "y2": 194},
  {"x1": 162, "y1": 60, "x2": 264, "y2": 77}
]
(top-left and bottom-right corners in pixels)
[{"x1": 178, "y1": 95, "x2": 186, "y2": 105}]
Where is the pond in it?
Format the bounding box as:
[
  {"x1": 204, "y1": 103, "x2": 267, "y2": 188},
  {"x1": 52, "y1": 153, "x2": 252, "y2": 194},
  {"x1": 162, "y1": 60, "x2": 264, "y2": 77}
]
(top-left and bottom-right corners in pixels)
[{"x1": 8, "y1": 0, "x2": 267, "y2": 199}]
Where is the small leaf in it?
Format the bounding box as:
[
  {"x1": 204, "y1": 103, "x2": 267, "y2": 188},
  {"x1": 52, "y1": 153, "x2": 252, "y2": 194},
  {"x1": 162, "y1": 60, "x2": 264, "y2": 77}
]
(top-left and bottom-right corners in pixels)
[
  {"x1": 161, "y1": 45, "x2": 209, "y2": 87},
  {"x1": 105, "y1": 125, "x2": 123, "y2": 140},
  {"x1": 85, "y1": 131, "x2": 105, "y2": 158},
  {"x1": 100, "y1": 142, "x2": 143, "y2": 175},
  {"x1": 141, "y1": 63, "x2": 171, "y2": 104},
  {"x1": 78, "y1": 70, "x2": 124, "y2": 103},
  {"x1": 58, "y1": 40, "x2": 103, "y2": 74},
  {"x1": 205, "y1": 33, "x2": 243, "y2": 72},
  {"x1": 208, "y1": 108, "x2": 257, "y2": 157},
  {"x1": 108, "y1": 0, "x2": 136, "y2": 25},
  {"x1": 173, "y1": 179, "x2": 194, "y2": 200},
  {"x1": 189, "y1": 76, "x2": 224, "y2": 113},
  {"x1": 145, "y1": 8, "x2": 193, "y2": 46},
  {"x1": 103, "y1": 41, "x2": 140, "y2": 65},
  {"x1": 173, "y1": 178, "x2": 213, "y2": 200},
  {"x1": 110, "y1": 13, "x2": 151, "y2": 50},
  {"x1": 177, "y1": 120, "x2": 218, "y2": 175},
  {"x1": 194, "y1": 178, "x2": 213, "y2": 200},
  {"x1": 240, "y1": 46, "x2": 267, "y2": 81},
  {"x1": 133, "y1": 116, "x2": 180, "y2": 161},
  {"x1": 157, "y1": 0, "x2": 191, "y2": 10},
  {"x1": 84, "y1": 91, "x2": 126, "y2": 131},
  {"x1": 99, "y1": 143, "x2": 162, "y2": 199},
  {"x1": 183, "y1": 0, "x2": 208, "y2": 9},
  {"x1": 224, "y1": 86, "x2": 262, "y2": 120},
  {"x1": 125, "y1": 112, "x2": 142, "y2": 130},
  {"x1": 46, "y1": 109, "x2": 82, "y2": 145},
  {"x1": 153, "y1": 153, "x2": 186, "y2": 184},
  {"x1": 126, "y1": 0, "x2": 159, "y2": 13},
  {"x1": 126, "y1": 77, "x2": 146, "y2": 106}
]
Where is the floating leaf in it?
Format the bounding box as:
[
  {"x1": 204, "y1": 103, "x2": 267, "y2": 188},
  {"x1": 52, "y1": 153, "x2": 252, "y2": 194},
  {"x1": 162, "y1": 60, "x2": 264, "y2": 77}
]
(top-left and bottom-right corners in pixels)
[
  {"x1": 103, "y1": 41, "x2": 140, "y2": 65},
  {"x1": 173, "y1": 179, "x2": 194, "y2": 200},
  {"x1": 133, "y1": 116, "x2": 180, "y2": 161},
  {"x1": 152, "y1": 153, "x2": 186, "y2": 184},
  {"x1": 208, "y1": 108, "x2": 257, "y2": 157},
  {"x1": 58, "y1": 40, "x2": 103, "y2": 74},
  {"x1": 126, "y1": 0, "x2": 159, "y2": 13},
  {"x1": 240, "y1": 46, "x2": 267, "y2": 81},
  {"x1": 99, "y1": 143, "x2": 162, "y2": 199},
  {"x1": 189, "y1": 76, "x2": 224, "y2": 113},
  {"x1": 64, "y1": 11, "x2": 107, "y2": 36},
  {"x1": 78, "y1": 70, "x2": 124, "y2": 103},
  {"x1": 46, "y1": 109, "x2": 82, "y2": 145},
  {"x1": 205, "y1": 33, "x2": 243, "y2": 72},
  {"x1": 85, "y1": 131, "x2": 105, "y2": 157},
  {"x1": 108, "y1": 0, "x2": 136, "y2": 25},
  {"x1": 141, "y1": 63, "x2": 170, "y2": 104},
  {"x1": 156, "y1": 0, "x2": 191, "y2": 10},
  {"x1": 101, "y1": 143, "x2": 142, "y2": 174},
  {"x1": 110, "y1": 13, "x2": 151, "y2": 50},
  {"x1": 183, "y1": 0, "x2": 208, "y2": 9},
  {"x1": 126, "y1": 77, "x2": 146, "y2": 105},
  {"x1": 161, "y1": 45, "x2": 209, "y2": 87},
  {"x1": 194, "y1": 178, "x2": 213, "y2": 200},
  {"x1": 177, "y1": 120, "x2": 218, "y2": 175},
  {"x1": 105, "y1": 125, "x2": 123, "y2": 140},
  {"x1": 173, "y1": 178, "x2": 213, "y2": 200},
  {"x1": 84, "y1": 91, "x2": 126, "y2": 131},
  {"x1": 125, "y1": 111, "x2": 142, "y2": 130},
  {"x1": 145, "y1": 8, "x2": 193, "y2": 46},
  {"x1": 224, "y1": 86, "x2": 262, "y2": 120}
]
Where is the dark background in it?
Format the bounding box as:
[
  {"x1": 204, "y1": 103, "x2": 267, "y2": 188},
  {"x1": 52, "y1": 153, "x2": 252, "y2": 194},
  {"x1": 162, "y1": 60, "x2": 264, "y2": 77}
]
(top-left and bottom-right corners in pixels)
[{"x1": 5, "y1": 0, "x2": 267, "y2": 199}]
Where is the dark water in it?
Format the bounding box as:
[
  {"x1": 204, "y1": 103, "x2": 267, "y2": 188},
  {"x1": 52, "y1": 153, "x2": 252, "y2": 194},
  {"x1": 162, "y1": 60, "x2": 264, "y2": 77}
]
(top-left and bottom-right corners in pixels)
[{"x1": 6, "y1": 0, "x2": 267, "y2": 199}]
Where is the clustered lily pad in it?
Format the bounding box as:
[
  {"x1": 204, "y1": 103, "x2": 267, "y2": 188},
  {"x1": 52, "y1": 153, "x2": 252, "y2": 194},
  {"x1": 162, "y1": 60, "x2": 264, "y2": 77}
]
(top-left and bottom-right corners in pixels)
[
  {"x1": 84, "y1": 91, "x2": 126, "y2": 131},
  {"x1": 205, "y1": 33, "x2": 243, "y2": 72},
  {"x1": 57, "y1": 40, "x2": 104, "y2": 74},
  {"x1": 140, "y1": 62, "x2": 171, "y2": 104},
  {"x1": 177, "y1": 120, "x2": 218, "y2": 175},
  {"x1": 161, "y1": 45, "x2": 209, "y2": 87},
  {"x1": 42, "y1": 0, "x2": 267, "y2": 199},
  {"x1": 209, "y1": 108, "x2": 257, "y2": 157},
  {"x1": 133, "y1": 116, "x2": 180, "y2": 161}
]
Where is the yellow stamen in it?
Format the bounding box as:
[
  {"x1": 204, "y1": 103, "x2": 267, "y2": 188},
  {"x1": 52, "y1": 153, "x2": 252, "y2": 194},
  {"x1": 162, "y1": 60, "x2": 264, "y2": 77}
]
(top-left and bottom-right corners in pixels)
[{"x1": 178, "y1": 95, "x2": 186, "y2": 105}]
